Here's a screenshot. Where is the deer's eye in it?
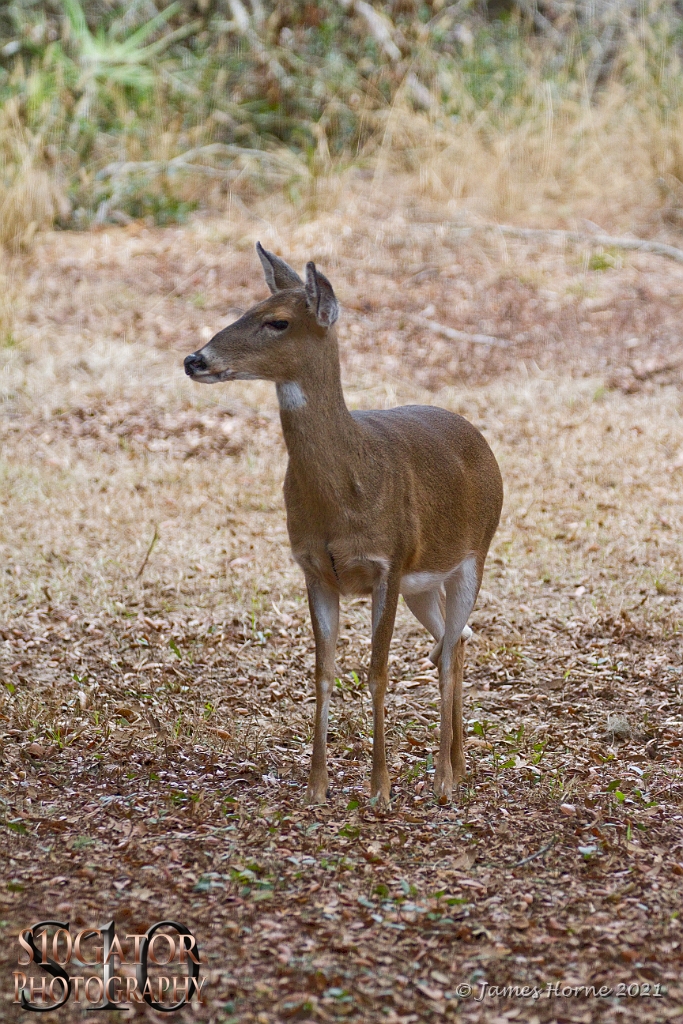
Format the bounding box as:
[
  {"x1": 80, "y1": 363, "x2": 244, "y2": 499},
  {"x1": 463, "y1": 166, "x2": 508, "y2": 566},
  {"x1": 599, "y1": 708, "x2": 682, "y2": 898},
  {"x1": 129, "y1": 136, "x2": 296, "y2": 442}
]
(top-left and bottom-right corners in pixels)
[{"x1": 265, "y1": 319, "x2": 289, "y2": 331}]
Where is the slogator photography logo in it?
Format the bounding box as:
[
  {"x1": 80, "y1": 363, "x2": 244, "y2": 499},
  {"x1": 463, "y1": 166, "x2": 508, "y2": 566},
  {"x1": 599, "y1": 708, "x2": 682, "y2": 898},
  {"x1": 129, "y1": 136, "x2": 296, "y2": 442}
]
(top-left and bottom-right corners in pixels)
[{"x1": 14, "y1": 918, "x2": 204, "y2": 1012}]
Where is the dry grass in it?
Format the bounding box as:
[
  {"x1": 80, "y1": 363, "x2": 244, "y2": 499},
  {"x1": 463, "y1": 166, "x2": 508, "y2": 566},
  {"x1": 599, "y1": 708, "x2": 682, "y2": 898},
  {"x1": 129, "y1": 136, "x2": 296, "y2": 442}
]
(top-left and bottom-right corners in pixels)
[
  {"x1": 369, "y1": 79, "x2": 683, "y2": 234},
  {"x1": 0, "y1": 268, "x2": 16, "y2": 346},
  {"x1": 0, "y1": 111, "x2": 69, "y2": 252},
  {"x1": 6, "y1": 42, "x2": 683, "y2": 245},
  {"x1": 0, "y1": 181, "x2": 682, "y2": 1022},
  {"x1": 0, "y1": 163, "x2": 65, "y2": 251}
]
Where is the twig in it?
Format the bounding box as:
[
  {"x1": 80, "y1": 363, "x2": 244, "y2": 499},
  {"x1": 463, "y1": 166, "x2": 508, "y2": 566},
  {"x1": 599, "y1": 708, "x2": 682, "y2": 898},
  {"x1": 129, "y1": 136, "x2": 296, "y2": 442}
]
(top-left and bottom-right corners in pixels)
[
  {"x1": 135, "y1": 526, "x2": 159, "y2": 580},
  {"x1": 407, "y1": 314, "x2": 510, "y2": 348},
  {"x1": 585, "y1": 18, "x2": 617, "y2": 100},
  {"x1": 426, "y1": 0, "x2": 473, "y2": 28},
  {"x1": 631, "y1": 358, "x2": 683, "y2": 381},
  {"x1": 513, "y1": 0, "x2": 563, "y2": 46},
  {"x1": 511, "y1": 834, "x2": 558, "y2": 868},
  {"x1": 338, "y1": 0, "x2": 401, "y2": 61}
]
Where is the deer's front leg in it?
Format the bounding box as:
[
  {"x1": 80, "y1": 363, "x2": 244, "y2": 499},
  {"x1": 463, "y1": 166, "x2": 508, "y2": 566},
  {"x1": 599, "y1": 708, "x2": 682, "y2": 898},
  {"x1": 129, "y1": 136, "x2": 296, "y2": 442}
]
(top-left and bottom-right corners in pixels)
[
  {"x1": 368, "y1": 574, "x2": 400, "y2": 809},
  {"x1": 450, "y1": 636, "x2": 466, "y2": 784},
  {"x1": 305, "y1": 580, "x2": 339, "y2": 805}
]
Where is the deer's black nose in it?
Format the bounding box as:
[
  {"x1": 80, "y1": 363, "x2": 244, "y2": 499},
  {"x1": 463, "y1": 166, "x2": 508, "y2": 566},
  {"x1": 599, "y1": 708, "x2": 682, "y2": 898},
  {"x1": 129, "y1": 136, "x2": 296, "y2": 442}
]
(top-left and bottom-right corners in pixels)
[{"x1": 184, "y1": 353, "x2": 208, "y2": 376}]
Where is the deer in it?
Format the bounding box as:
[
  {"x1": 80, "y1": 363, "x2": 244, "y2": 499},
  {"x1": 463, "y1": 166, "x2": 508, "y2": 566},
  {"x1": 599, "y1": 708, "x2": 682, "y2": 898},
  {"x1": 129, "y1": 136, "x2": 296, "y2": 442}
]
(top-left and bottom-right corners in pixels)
[{"x1": 184, "y1": 244, "x2": 503, "y2": 808}]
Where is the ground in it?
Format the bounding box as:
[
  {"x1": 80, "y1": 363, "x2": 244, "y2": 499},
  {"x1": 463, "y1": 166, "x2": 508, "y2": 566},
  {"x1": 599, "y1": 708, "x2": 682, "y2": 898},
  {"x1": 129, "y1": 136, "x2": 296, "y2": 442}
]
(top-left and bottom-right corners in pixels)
[{"x1": 1, "y1": 180, "x2": 682, "y2": 1023}]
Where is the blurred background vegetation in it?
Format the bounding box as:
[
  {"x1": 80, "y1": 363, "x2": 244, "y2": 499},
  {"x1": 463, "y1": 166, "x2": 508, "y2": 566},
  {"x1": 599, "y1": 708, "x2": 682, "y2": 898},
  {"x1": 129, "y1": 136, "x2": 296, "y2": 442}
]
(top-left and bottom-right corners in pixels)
[{"x1": 2, "y1": 0, "x2": 683, "y2": 247}]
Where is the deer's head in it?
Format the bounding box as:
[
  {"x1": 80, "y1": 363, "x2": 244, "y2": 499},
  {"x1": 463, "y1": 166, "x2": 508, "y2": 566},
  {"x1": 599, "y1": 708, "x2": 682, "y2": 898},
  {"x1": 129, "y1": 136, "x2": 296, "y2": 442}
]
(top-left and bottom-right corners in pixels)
[{"x1": 183, "y1": 244, "x2": 339, "y2": 387}]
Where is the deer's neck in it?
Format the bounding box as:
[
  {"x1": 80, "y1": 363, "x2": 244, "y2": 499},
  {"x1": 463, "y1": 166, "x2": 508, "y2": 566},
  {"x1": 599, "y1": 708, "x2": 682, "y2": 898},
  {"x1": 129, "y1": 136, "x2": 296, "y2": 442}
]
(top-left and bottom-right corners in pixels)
[{"x1": 276, "y1": 350, "x2": 359, "y2": 487}]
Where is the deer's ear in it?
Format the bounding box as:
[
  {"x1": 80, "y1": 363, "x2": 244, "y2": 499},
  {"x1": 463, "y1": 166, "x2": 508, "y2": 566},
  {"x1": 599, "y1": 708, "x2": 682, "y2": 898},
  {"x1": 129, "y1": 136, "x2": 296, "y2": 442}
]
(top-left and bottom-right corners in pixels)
[
  {"x1": 305, "y1": 262, "x2": 339, "y2": 327},
  {"x1": 256, "y1": 242, "x2": 303, "y2": 293}
]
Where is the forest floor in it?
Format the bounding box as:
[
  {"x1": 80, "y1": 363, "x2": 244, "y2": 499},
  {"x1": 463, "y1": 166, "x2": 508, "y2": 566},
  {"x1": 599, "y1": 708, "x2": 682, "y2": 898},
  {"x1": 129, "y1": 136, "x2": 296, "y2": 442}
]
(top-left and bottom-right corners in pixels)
[{"x1": 1, "y1": 178, "x2": 682, "y2": 1023}]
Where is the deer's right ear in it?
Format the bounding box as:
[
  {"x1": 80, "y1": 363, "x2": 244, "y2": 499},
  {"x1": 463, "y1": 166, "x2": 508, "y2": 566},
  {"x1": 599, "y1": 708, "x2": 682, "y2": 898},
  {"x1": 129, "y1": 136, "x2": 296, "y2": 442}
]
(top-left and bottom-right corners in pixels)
[{"x1": 256, "y1": 242, "x2": 303, "y2": 293}]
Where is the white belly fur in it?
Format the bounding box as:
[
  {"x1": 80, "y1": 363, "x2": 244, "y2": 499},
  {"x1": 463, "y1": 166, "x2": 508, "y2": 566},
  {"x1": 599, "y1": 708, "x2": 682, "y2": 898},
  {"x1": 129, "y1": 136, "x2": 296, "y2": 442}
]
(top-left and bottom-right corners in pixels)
[{"x1": 401, "y1": 560, "x2": 477, "y2": 642}]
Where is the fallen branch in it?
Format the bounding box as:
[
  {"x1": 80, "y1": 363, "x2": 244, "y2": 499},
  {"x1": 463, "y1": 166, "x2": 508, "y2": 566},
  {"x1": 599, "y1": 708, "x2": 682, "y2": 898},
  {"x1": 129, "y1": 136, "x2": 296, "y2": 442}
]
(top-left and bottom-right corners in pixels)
[
  {"x1": 439, "y1": 223, "x2": 683, "y2": 263},
  {"x1": 407, "y1": 314, "x2": 510, "y2": 348},
  {"x1": 96, "y1": 144, "x2": 293, "y2": 181},
  {"x1": 95, "y1": 144, "x2": 304, "y2": 224},
  {"x1": 494, "y1": 226, "x2": 683, "y2": 264}
]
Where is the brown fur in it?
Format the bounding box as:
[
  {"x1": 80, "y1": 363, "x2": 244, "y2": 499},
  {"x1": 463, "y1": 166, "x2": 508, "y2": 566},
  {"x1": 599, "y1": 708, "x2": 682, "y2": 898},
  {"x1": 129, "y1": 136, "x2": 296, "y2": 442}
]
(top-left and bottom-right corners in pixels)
[{"x1": 184, "y1": 246, "x2": 503, "y2": 806}]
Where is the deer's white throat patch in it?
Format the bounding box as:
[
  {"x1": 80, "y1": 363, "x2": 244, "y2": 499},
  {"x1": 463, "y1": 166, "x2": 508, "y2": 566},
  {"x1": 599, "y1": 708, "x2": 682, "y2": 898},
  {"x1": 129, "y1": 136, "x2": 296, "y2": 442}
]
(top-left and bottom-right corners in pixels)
[{"x1": 277, "y1": 382, "x2": 307, "y2": 411}]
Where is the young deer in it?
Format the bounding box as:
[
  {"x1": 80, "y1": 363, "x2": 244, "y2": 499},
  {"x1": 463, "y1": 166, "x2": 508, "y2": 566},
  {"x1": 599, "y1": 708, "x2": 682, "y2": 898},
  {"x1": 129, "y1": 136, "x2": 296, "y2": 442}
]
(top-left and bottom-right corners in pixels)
[{"x1": 184, "y1": 245, "x2": 503, "y2": 807}]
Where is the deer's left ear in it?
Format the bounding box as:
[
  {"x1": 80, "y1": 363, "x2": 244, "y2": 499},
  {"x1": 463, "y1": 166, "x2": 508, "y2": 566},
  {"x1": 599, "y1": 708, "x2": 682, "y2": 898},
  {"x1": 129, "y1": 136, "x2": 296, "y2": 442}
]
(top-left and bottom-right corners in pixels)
[{"x1": 305, "y1": 262, "x2": 339, "y2": 327}]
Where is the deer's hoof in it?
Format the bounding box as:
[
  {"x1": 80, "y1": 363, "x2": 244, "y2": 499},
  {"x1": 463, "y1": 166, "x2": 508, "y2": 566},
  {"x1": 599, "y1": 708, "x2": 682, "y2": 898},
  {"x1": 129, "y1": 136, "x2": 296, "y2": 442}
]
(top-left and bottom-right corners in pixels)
[
  {"x1": 433, "y1": 770, "x2": 453, "y2": 805},
  {"x1": 304, "y1": 779, "x2": 328, "y2": 806},
  {"x1": 369, "y1": 776, "x2": 391, "y2": 811}
]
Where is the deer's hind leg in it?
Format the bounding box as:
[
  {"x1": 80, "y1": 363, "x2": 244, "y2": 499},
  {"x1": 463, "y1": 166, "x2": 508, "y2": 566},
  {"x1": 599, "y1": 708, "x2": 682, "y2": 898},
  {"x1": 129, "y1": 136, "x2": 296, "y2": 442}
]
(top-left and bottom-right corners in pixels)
[
  {"x1": 403, "y1": 590, "x2": 444, "y2": 666},
  {"x1": 433, "y1": 557, "x2": 479, "y2": 803},
  {"x1": 450, "y1": 636, "x2": 466, "y2": 784},
  {"x1": 404, "y1": 587, "x2": 471, "y2": 669}
]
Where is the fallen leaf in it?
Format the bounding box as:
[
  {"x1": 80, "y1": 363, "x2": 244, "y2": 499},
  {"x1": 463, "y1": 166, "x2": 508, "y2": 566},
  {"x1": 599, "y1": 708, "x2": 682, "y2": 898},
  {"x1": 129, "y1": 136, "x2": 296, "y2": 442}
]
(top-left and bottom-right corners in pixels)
[
  {"x1": 416, "y1": 982, "x2": 444, "y2": 1002},
  {"x1": 511, "y1": 916, "x2": 530, "y2": 930},
  {"x1": 209, "y1": 727, "x2": 231, "y2": 740},
  {"x1": 25, "y1": 743, "x2": 56, "y2": 759}
]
